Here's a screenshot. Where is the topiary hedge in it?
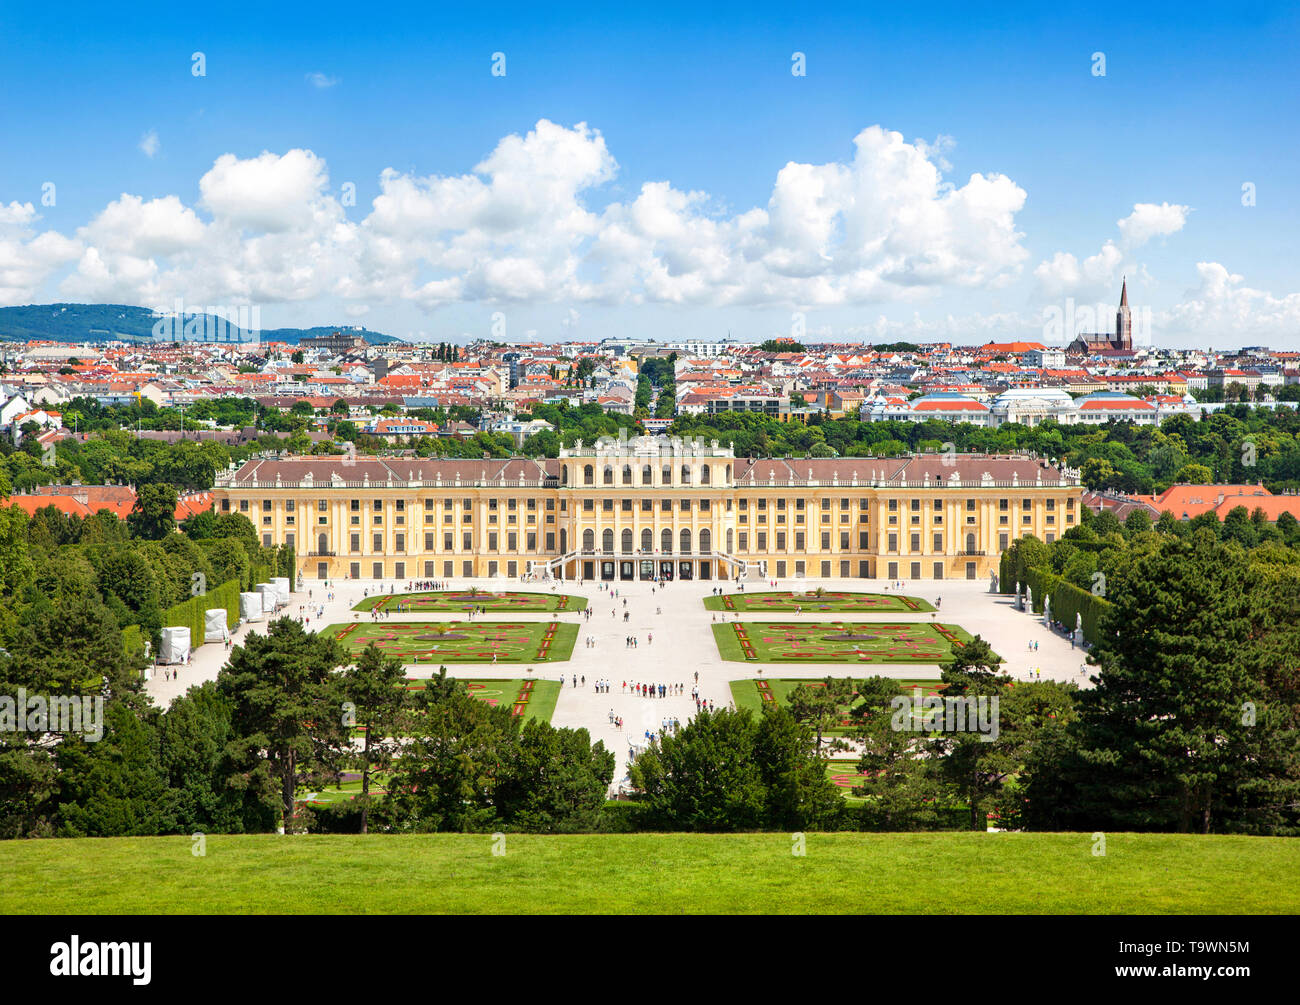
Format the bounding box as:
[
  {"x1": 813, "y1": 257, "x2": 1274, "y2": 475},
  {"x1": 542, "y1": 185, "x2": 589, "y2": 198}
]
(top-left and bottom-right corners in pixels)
[
  {"x1": 160, "y1": 576, "x2": 242, "y2": 643},
  {"x1": 1022, "y1": 565, "x2": 1111, "y2": 644}
]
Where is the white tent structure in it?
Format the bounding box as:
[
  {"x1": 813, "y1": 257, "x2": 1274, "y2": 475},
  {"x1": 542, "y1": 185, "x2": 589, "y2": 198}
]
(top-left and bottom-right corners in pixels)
[
  {"x1": 204, "y1": 609, "x2": 229, "y2": 644},
  {"x1": 240, "y1": 591, "x2": 265, "y2": 622},
  {"x1": 159, "y1": 626, "x2": 191, "y2": 665},
  {"x1": 271, "y1": 576, "x2": 290, "y2": 607},
  {"x1": 257, "y1": 583, "x2": 277, "y2": 615}
]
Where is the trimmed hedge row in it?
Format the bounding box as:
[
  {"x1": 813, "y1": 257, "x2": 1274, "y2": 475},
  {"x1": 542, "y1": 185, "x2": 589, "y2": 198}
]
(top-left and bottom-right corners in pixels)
[
  {"x1": 1021, "y1": 565, "x2": 1112, "y2": 644},
  {"x1": 999, "y1": 550, "x2": 1016, "y2": 595},
  {"x1": 161, "y1": 577, "x2": 242, "y2": 641},
  {"x1": 121, "y1": 624, "x2": 145, "y2": 659}
]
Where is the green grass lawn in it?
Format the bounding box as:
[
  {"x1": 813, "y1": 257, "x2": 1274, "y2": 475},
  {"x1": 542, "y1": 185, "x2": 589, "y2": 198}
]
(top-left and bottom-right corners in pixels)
[
  {"x1": 0, "y1": 832, "x2": 1292, "y2": 914},
  {"x1": 399, "y1": 676, "x2": 562, "y2": 725},
  {"x1": 323, "y1": 621, "x2": 578, "y2": 663},
  {"x1": 302, "y1": 773, "x2": 390, "y2": 806},
  {"x1": 713, "y1": 621, "x2": 989, "y2": 664},
  {"x1": 826, "y1": 760, "x2": 870, "y2": 805},
  {"x1": 353, "y1": 590, "x2": 587, "y2": 613},
  {"x1": 704, "y1": 590, "x2": 935, "y2": 613},
  {"x1": 730, "y1": 677, "x2": 945, "y2": 733}
]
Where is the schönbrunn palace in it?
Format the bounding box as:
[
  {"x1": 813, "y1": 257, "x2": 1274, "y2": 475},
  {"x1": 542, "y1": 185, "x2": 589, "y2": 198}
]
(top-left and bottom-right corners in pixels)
[{"x1": 211, "y1": 434, "x2": 1083, "y2": 584}]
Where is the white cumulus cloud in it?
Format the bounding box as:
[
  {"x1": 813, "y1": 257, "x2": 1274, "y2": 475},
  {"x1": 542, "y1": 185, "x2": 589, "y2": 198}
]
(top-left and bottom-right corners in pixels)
[
  {"x1": 29, "y1": 120, "x2": 1033, "y2": 314},
  {"x1": 1118, "y1": 201, "x2": 1190, "y2": 247}
]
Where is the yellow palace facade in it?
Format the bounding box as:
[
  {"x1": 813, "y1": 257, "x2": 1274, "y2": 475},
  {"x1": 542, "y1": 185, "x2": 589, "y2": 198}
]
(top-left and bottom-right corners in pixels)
[{"x1": 211, "y1": 434, "x2": 1082, "y2": 584}]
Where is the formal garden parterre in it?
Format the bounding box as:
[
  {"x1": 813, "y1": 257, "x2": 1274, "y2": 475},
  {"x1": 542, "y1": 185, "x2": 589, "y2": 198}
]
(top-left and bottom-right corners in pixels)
[
  {"x1": 713, "y1": 620, "x2": 990, "y2": 664},
  {"x1": 401, "y1": 676, "x2": 561, "y2": 723},
  {"x1": 353, "y1": 589, "x2": 587, "y2": 613},
  {"x1": 703, "y1": 590, "x2": 935, "y2": 613},
  {"x1": 325, "y1": 620, "x2": 578, "y2": 663}
]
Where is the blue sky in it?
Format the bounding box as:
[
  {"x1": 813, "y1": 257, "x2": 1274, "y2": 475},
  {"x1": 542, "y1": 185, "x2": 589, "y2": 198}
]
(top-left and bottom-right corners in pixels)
[{"x1": 1, "y1": 1, "x2": 1297, "y2": 346}]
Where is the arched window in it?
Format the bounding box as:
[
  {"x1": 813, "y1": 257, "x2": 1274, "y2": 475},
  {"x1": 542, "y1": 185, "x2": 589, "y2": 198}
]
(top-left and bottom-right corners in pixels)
[
  {"x1": 662, "y1": 465, "x2": 672, "y2": 484},
  {"x1": 560, "y1": 528, "x2": 568, "y2": 553},
  {"x1": 966, "y1": 533, "x2": 976, "y2": 553},
  {"x1": 642, "y1": 465, "x2": 653, "y2": 485},
  {"x1": 725, "y1": 464, "x2": 731, "y2": 483},
  {"x1": 561, "y1": 466, "x2": 568, "y2": 485},
  {"x1": 582, "y1": 529, "x2": 594, "y2": 552},
  {"x1": 726, "y1": 528, "x2": 734, "y2": 553},
  {"x1": 622, "y1": 464, "x2": 633, "y2": 485},
  {"x1": 603, "y1": 466, "x2": 614, "y2": 485},
  {"x1": 622, "y1": 529, "x2": 633, "y2": 554},
  {"x1": 583, "y1": 465, "x2": 594, "y2": 485},
  {"x1": 680, "y1": 528, "x2": 692, "y2": 554},
  {"x1": 699, "y1": 529, "x2": 711, "y2": 554},
  {"x1": 701, "y1": 464, "x2": 710, "y2": 485},
  {"x1": 602, "y1": 529, "x2": 614, "y2": 553},
  {"x1": 681, "y1": 464, "x2": 691, "y2": 484},
  {"x1": 661, "y1": 528, "x2": 673, "y2": 554},
  {"x1": 318, "y1": 532, "x2": 328, "y2": 554},
  {"x1": 641, "y1": 528, "x2": 652, "y2": 553}
]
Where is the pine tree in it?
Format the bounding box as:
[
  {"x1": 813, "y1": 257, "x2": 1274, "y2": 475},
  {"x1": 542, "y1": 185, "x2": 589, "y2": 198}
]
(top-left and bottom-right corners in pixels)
[{"x1": 1071, "y1": 529, "x2": 1300, "y2": 833}]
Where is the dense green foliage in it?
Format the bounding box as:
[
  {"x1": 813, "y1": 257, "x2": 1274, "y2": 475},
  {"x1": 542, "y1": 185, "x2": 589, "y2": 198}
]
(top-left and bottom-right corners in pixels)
[{"x1": 629, "y1": 705, "x2": 842, "y2": 831}]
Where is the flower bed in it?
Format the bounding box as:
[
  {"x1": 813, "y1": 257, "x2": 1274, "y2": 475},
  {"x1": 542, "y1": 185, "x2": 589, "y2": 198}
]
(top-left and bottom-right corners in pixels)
[{"x1": 733, "y1": 623, "x2": 758, "y2": 660}]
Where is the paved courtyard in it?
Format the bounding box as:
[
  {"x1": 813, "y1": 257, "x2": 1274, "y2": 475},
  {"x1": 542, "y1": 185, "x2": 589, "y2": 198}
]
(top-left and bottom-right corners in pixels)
[{"x1": 143, "y1": 576, "x2": 1094, "y2": 788}]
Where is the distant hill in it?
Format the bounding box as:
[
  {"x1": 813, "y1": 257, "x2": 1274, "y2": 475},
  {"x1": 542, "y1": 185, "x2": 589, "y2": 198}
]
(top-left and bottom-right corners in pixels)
[{"x1": 0, "y1": 303, "x2": 402, "y2": 345}]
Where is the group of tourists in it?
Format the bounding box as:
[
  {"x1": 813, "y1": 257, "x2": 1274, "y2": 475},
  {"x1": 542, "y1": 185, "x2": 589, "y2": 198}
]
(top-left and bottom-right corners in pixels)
[
  {"x1": 407, "y1": 580, "x2": 448, "y2": 592},
  {"x1": 628, "y1": 681, "x2": 677, "y2": 698},
  {"x1": 593, "y1": 679, "x2": 612, "y2": 693}
]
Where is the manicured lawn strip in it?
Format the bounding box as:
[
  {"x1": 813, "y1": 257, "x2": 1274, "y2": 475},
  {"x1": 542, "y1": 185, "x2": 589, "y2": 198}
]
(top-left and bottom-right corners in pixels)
[
  {"x1": 398, "y1": 677, "x2": 562, "y2": 725},
  {"x1": 322, "y1": 621, "x2": 578, "y2": 664},
  {"x1": 301, "y1": 774, "x2": 391, "y2": 806},
  {"x1": 825, "y1": 760, "x2": 870, "y2": 804},
  {"x1": 704, "y1": 591, "x2": 935, "y2": 613},
  {"x1": 352, "y1": 591, "x2": 587, "y2": 613},
  {"x1": 0, "y1": 833, "x2": 1293, "y2": 914},
  {"x1": 521, "y1": 678, "x2": 561, "y2": 724},
  {"x1": 713, "y1": 621, "x2": 993, "y2": 664}
]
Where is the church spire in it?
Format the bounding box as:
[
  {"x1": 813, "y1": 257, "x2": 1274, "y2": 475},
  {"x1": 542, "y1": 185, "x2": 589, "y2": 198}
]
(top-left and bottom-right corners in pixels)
[{"x1": 1120, "y1": 277, "x2": 1128, "y2": 308}]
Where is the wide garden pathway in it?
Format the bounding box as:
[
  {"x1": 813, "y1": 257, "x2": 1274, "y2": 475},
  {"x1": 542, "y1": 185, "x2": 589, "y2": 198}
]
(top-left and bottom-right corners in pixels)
[{"x1": 143, "y1": 575, "x2": 1092, "y2": 788}]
